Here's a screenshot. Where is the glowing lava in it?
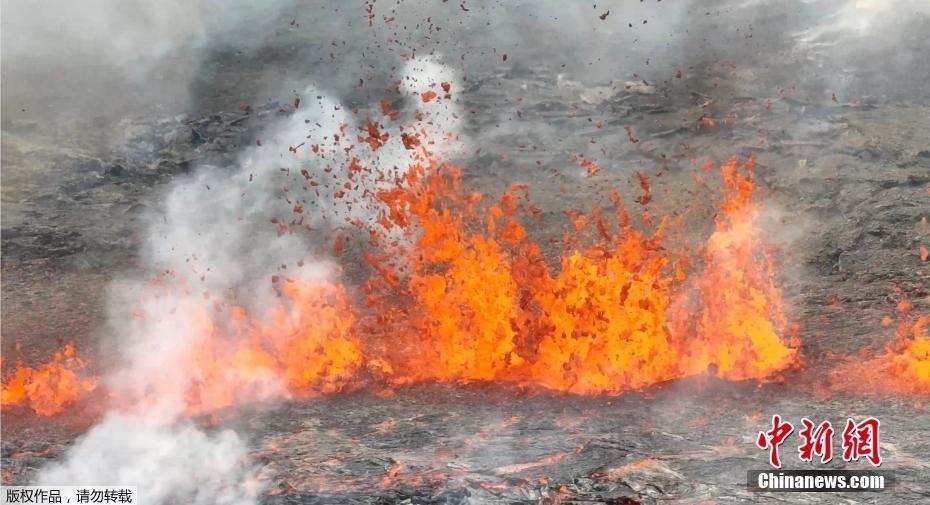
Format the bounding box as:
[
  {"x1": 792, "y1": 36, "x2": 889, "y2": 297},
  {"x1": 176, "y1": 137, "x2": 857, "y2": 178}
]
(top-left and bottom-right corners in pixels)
[
  {"x1": 831, "y1": 299, "x2": 930, "y2": 396},
  {"x1": 362, "y1": 153, "x2": 797, "y2": 392},
  {"x1": 891, "y1": 319, "x2": 930, "y2": 388},
  {"x1": 864, "y1": 302, "x2": 930, "y2": 394},
  {"x1": 1, "y1": 343, "x2": 97, "y2": 416},
  {"x1": 670, "y1": 157, "x2": 798, "y2": 380},
  {"x1": 1, "y1": 103, "x2": 802, "y2": 416},
  {"x1": 129, "y1": 276, "x2": 364, "y2": 416}
]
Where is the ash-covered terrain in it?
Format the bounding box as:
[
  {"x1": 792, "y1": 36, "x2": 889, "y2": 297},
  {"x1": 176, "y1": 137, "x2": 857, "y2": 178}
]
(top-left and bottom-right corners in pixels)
[{"x1": 2, "y1": 1, "x2": 929, "y2": 504}]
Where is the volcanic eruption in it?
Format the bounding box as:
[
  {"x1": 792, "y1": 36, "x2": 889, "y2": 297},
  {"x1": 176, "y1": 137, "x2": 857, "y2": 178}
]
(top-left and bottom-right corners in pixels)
[{"x1": 2, "y1": 1, "x2": 929, "y2": 503}]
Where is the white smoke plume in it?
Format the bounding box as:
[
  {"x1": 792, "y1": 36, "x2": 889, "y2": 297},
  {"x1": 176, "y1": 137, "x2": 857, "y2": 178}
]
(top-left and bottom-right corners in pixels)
[
  {"x1": 38, "y1": 415, "x2": 257, "y2": 505},
  {"x1": 794, "y1": 0, "x2": 930, "y2": 40},
  {"x1": 1, "y1": 0, "x2": 296, "y2": 84},
  {"x1": 752, "y1": 0, "x2": 930, "y2": 99},
  {"x1": 37, "y1": 56, "x2": 465, "y2": 503}
]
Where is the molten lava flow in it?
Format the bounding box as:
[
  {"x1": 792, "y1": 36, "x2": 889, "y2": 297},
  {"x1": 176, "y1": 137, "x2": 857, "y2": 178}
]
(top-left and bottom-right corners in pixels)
[
  {"x1": 671, "y1": 157, "x2": 798, "y2": 380},
  {"x1": 829, "y1": 298, "x2": 930, "y2": 396},
  {"x1": 889, "y1": 316, "x2": 930, "y2": 389},
  {"x1": 151, "y1": 277, "x2": 364, "y2": 415},
  {"x1": 527, "y1": 216, "x2": 681, "y2": 393},
  {"x1": 2, "y1": 103, "x2": 803, "y2": 415},
  {"x1": 853, "y1": 301, "x2": 930, "y2": 395},
  {"x1": 1, "y1": 343, "x2": 97, "y2": 416},
  {"x1": 364, "y1": 160, "x2": 525, "y2": 383},
  {"x1": 363, "y1": 152, "x2": 796, "y2": 392}
]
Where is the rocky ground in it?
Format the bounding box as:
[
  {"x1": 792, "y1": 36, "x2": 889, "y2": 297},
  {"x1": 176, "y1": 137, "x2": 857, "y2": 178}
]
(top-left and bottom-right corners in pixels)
[{"x1": 3, "y1": 0, "x2": 929, "y2": 503}]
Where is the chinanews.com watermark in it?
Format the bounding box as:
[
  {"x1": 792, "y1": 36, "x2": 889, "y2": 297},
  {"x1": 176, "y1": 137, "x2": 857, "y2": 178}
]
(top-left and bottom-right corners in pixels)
[
  {"x1": 750, "y1": 470, "x2": 892, "y2": 492},
  {"x1": 750, "y1": 415, "x2": 894, "y2": 492}
]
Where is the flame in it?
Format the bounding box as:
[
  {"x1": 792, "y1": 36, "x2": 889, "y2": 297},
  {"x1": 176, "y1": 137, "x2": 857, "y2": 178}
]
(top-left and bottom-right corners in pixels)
[
  {"x1": 1, "y1": 343, "x2": 97, "y2": 416},
  {"x1": 2, "y1": 105, "x2": 802, "y2": 415}
]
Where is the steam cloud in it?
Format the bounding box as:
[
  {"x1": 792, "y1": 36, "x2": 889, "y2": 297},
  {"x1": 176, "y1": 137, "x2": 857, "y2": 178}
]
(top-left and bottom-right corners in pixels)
[
  {"x1": 1, "y1": 0, "x2": 295, "y2": 116},
  {"x1": 35, "y1": 53, "x2": 464, "y2": 503},
  {"x1": 38, "y1": 415, "x2": 256, "y2": 505}
]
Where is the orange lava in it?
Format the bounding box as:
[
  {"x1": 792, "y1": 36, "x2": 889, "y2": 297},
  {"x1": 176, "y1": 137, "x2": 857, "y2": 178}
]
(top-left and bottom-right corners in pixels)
[
  {"x1": 670, "y1": 157, "x2": 798, "y2": 380},
  {"x1": 362, "y1": 153, "x2": 797, "y2": 392},
  {"x1": 1, "y1": 343, "x2": 97, "y2": 416},
  {"x1": 1, "y1": 102, "x2": 802, "y2": 416},
  {"x1": 494, "y1": 452, "x2": 570, "y2": 475},
  {"x1": 863, "y1": 305, "x2": 930, "y2": 394},
  {"x1": 831, "y1": 299, "x2": 930, "y2": 396},
  {"x1": 891, "y1": 319, "x2": 930, "y2": 387},
  {"x1": 140, "y1": 277, "x2": 364, "y2": 415}
]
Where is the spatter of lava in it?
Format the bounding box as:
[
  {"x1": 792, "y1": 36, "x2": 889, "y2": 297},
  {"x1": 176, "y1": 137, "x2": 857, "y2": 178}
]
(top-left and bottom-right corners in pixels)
[
  {"x1": 361, "y1": 154, "x2": 798, "y2": 393},
  {"x1": 891, "y1": 316, "x2": 930, "y2": 390},
  {"x1": 1, "y1": 343, "x2": 97, "y2": 416},
  {"x1": 837, "y1": 300, "x2": 930, "y2": 396},
  {"x1": 2, "y1": 98, "x2": 801, "y2": 416}
]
